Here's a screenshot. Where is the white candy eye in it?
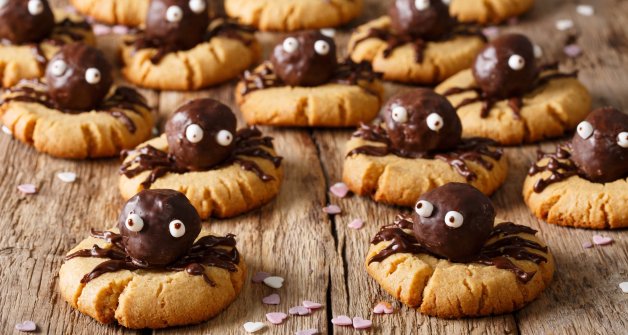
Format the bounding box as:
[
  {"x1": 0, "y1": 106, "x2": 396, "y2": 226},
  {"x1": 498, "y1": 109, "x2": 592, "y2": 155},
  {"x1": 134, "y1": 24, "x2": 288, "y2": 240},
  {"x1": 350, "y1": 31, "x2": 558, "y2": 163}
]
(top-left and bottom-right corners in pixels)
[
  {"x1": 426, "y1": 113, "x2": 444, "y2": 132},
  {"x1": 391, "y1": 106, "x2": 408, "y2": 123},
  {"x1": 85, "y1": 68, "x2": 101, "y2": 84},
  {"x1": 508, "y1": 55, "x2": 526, "y2": 71},
  {"x1": 28, "y1": 0, "x2": 44, "y2": 15},
  {"x1": 125, "y1": 213, "x2": 144, "y2": 232},
  {"x1": 166, "y1": 5, "x2": 183, "y2": 23},
  {"x1": 415, "y1": 200, "x2": 434, "y2": 218},
  {"x1": 50, "y1": 60, "x2": 67, "y2": 77},
  {"x1": 444, "y1": 211, "x2": 464, "y2": 228},
  {"x1": 415, "y1": 0, "x2": 430, "y2": 10},
  {"x1": 576, "y1": 121, "x2": 594, "y2": 139},
  {"x1": 169, "y1": 220, "x2": 186, "y2": 238},
  {"x1": 215, "y1": 129, "x2": 234, "y2": 146},
  {"x1": 188, "y1": 0, "x2": 206, "y2": 13},
  {"x1": 314, "y1": 40, "x2": 331, "y2": 55},
  {"x1": 185, "y1": 124, "x2": 204, "y2": 143},
  {"x1": 442, "y1": 0, "x2": 451, "y2": 4},
  {"x1": 0, "y1": 0, "x2": 9, "y2": 8},
  {"x1": 283, "y1": 37, "x2": 299, "y2": 53},
  {"x1": 618, "y1": 132, "x2": 628, "y2": 148}
]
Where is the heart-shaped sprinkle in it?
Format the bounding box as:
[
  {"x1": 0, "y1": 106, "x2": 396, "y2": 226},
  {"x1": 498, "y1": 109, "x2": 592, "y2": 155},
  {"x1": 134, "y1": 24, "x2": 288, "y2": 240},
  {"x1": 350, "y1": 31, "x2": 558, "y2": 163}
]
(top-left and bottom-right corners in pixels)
[
  {"x1": 263, "y1": 276, "x2": 284, "y2": 289},
  {"x1": 243, "y1": 322, "x2": 265, "y2": 333},
  {"x1": 592, "y1": 235, "x2": 613, "y2": 246},
  {"x1": 296, "y1": 329, "x2": 319, "y2": 335},
  {"x1": 92, "y1": 24, "x2": 112, "y2": 36},
  {"x1": 323, "y1": 205, "x2": 341, "y2": 215},
  {"x1": 262, "y1": 293, "x2": 280, "y2": 305},
  {"x1": 331, "y1": 315, "x2": 352, "y2": 326},
  {"x1": 564, "y1": 44, "x2": 582, "y2": 58},
  {"x1": 57, "y1": 172, "x2": 77, "y2": 183},
  {"x1": 582, "y1": 242, "x2": 593, "y2": 249},
  {"x1": 252, "y1": 271, "x2": 271, "y2": 283},
  {"x1": 112, "y1": 25, "x2": 130, "y2": 35},
  {"x1": 373, "y1": 302, "x2": 394, "y2": 314},
  {"x1": 576, "y1": 5, "x2": 594, "y2": 16},
  {"x1": 17, "y1": 184, "x2": 37, "y2": 194},
  {"x1": 348, "y1": 219, "x2": 364, "y2": 230},
  {"x1": 352, "y1": 317, "x2": 373, "y2": 330},
  {"x1": 320, "y1": 28, "x2": 335, "y2": 37},
  {"x1": 533, "y1": 44, "x2": 543, "y2": 58},
  {"x1": 555, "y1": 19, "x2": 574, "y2": 31},
  {"x1": 265, "y1": 312, "x2": 288, "y2": 325},
  {"x1": 302, "y1": 300, "x2": 323, "y2": 309},
  {"x1": 15, "y1": 321, "x2": 36, "y2": 332},
  {"x1": 330, "y1": 182, "x2": 349, "y2": 198},
  {"x1": 289, "y1": 306, "x2": 311, "y2": 316},
  {"x1": 2, "y1": 125, "x2": 12, "y2": 136},
  {"x1": 620, "y1": 282, "x2": 628, "y2": 293}
]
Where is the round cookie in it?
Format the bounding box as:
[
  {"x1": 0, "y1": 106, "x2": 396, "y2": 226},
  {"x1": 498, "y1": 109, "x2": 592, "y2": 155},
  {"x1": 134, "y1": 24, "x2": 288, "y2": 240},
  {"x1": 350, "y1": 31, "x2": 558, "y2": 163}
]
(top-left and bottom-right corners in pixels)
[
  {"x1": 224, "y1": 0, "x2": 364, "y2": 32},
  {"x1": 69, "y1": 0, "x2": 150, "y2": 27},
  {"x1": 449, "y1": 0, "x2": 535, "y2": 25}
]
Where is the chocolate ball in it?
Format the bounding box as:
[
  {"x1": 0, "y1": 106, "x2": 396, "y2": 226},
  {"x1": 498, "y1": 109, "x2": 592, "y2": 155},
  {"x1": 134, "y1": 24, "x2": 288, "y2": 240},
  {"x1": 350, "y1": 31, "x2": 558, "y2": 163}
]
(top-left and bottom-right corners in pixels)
[
  {"x1": 270, "y1": 30, "x2": 337, "y2": 87},
  {"x1": 571, "y1": 107, "x2": 628, "y2": 183},
  {"x1": 413, "y1": 183, "x2": 496, "y2": 262},
  {"x1": 0, "y1": 0, "x2": 55, "y2": 44},
  {"x1": 145, "y1": 0, "x2": 209, "y2": 51},
  {"x1": 118, "y1": 189, "x2": 202, "y2": 266},
  {"x1": 46, "y1": 43, "x2": 113, "y2": 111},
  {"x1": 472, "y1": 33, "x2": 537, "y2": 99},
  {"x1": 389, "y1": 0, "x2": 453, "y2": 39},
  {"x1": 383, "y1": 89, "x2": 462, "y2": 154},
  {"x1": 166, "y1": 98, "x2": 237, "y2": 171}
]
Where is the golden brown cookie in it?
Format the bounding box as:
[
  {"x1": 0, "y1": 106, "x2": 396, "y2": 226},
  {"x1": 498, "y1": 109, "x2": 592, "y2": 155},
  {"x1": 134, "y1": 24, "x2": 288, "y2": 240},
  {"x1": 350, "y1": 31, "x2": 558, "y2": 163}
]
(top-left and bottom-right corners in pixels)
[
  {"x1": 348, "y1": 16, "x2": 485, "y2": 84},
  {"x1": 0, "y1": 12, "x2": 94, "y2": 88},
  {"x1": 224, "y1": 0, "x2": 363, "y2": 32},
  {"x1": 59, "y1": 228, "x2": 246, "y2": 328},
  {"x1": 436, "y1": 69, "x2": 592, "y2": 145},
  {"x1": 69, "y1": 0, "x2": 149, "y2": 27},
  {"x1": 449, "y1": 0, "x2": 535, "y2": 24}
]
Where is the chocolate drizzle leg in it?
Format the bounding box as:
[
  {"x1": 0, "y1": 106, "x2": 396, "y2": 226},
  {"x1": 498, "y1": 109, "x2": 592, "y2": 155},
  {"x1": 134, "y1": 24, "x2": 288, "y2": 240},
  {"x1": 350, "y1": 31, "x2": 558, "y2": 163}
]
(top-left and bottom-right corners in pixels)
[{"x1": 528, "y1": 144, "x2": 578, "y2": 192}]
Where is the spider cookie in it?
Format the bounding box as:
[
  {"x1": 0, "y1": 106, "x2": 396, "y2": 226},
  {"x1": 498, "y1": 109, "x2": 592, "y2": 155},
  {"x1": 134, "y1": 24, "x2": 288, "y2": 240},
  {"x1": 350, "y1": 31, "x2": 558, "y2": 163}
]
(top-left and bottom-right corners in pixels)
[
  {"x1": 524, "y1": 107, "x2": 628, "y2": 229},
  {"x1": 366, "y1": 183, "x2": 554, "y2": 318},
  {"x1": 448, "y1": 0, "x2": 535, "y2": 24},
  {"x1": 0, "y1": 43, "x2": 154, "y2": 159},
  {"x1": 236, "y1": 30, "x2": 383, "y2": 127},
  {"x1": 224, "y1": 0, "x2": 363, "y2": 32},
  {"x1": 0, "y1": 0, "x2": 95, "y2": 87},
  {"x1": 436, "y1": 33, "x2": 591, "y2": 145},
  {"x1": 348, "y1": 0, "x2": 485, "y2": 84},
  {"x1": 121, "y1": 0, "x2": 260, "y2": 91},
  {"x1": 119, "y1": 98, "x2": 283, "y2": 219},
  {"x1": 59, "y1": 189, "x2": 246, "y2": 328},
  {"x1": 343, "y1": 89, "x2": 507, "y2": 207}
]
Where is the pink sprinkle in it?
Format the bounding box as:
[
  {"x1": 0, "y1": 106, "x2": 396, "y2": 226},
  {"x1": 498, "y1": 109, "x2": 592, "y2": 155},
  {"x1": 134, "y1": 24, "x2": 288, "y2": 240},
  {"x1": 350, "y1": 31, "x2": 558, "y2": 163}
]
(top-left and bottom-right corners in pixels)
[
  {"x1": 92, "y1": 24, "x2": 112, "y2": 36},
  {"x1": 564, "y1": 44, "x2": 582, "y2": 58},
  {"x1": 373, "y1": 301, "x2": 394, "y2": 314},
  {"x1": 288, "y1": 306, "x2": 311, "y2": 316},
  {"x1": 592, "y1": 235, "x2": 613, "y2": 246},
  {"x1": 582, "y1": 242, "x2": 593, "y2": 249},
  {"x1": 296, "y1": 329, "x2": 319, "y2": 335},
  {"x1": 331, "y1": 315, "x2": 353, "y2": 326},
  {"x1": 112, "y1": 25, "x2": 130, "y2": 35},
  {"x1": 330, "y1": 182, "x2": 349, "y2": 198},
  {"x1": 348, "y1": 219, "x2": 364, "y2": 230},
  {"x1": 302, "y1": 300, "x2": 323, "y2": 310},
  {"x1": 252, "y1": 271, "x2": 271, "y2": 283},
  {"x1": 262, "y1": 293, "x2": 280, "y2": 305},
  {"x1": 15, "y1": 321, "x2": 36, "y2": 332},
  {"x1": 352, "y1": 317, "x2": 373, "y2": 330},
  {"x1": 265, "y1": 312, "x2": 287, "y2": 325},
  {"x1": 17, "y1": 184, "x2": 37, "y2": 194},
  {"x1": 323, "y1": 205, "x2": 341, "y2": 215},
  {"x1": 482, "y1": 26, "x2": 499, "y2": 39}
]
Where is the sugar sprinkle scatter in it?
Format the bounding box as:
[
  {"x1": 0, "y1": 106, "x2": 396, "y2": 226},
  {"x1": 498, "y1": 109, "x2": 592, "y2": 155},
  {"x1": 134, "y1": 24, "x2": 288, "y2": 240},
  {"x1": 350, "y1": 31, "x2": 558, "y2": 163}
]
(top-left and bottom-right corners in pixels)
[
  {"x1": 592, "y1": 235, "x2": 613, "y2": 246},
  {"x1": 348, "y1": 218, "x2": 365, "y2": 230},
  {"x1": 57, "y1": 172, "x2": 77, "y2": 183},
  {"x1": 15, "y1": 321, "x2": 37, "y2": 332},
  {"x1": 556, "y1": 19, "x2": 574, "y2": 31},
  {"x1": 323, "y1": 205, "x2": 342, "y2": 215},
  {"x1": 243, "y1": 322, "x2": 265, "y2": 333},
  {"x1": 17, "y1": 184, "x2": 37, "y2": 195},
  {"x1": 576, "y1": 5, "x2": 594, "y2": 16},
  {"x1": 330, "y1": 182, "x2": 349, "y2": 198}
]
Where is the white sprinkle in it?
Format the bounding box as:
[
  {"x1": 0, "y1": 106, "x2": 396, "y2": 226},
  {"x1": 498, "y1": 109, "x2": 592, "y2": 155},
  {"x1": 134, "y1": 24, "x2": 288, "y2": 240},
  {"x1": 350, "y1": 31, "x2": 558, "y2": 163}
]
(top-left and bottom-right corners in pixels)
[
  {"x1": 556, "y1": 19, "x2": 574, "y2": 31},
  {"x1": 620, "y1": 282, "x2": 628, "y2": 293},
  {"x1": 534, "y1": 44, "x2": 543, "y2": 58},
  {"x1": 17, "y1": 184, "x2": 37, "y2": 194},
  {"x1": 263, "y1": 276, "x2": 284, "y2": 289},
  {"x1": 243, "y1": 322, "x2": 265, "y2": 333},
  {"x1": 2, "y1": 125, "x2": 12, "y2": 136},
  {"x1": 576, "y1": 5, "x2": 594, "y2": 16},
  {"x1": 57, "y1": 172, "x2": 77, "y2": 183},
  {"x1": 320, "y1": 28, "x2": 336, "y2": 37}
]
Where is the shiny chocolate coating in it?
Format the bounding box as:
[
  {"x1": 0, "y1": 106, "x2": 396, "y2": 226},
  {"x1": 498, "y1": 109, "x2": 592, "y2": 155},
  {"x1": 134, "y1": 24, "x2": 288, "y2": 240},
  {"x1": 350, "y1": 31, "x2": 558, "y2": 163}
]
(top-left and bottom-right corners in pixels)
[
  {"x1": 46, "y1": 43, "x2": 113, "y2": 111},
  {"x1": 145, "y1": 0, "x2": 210, "y2": 51},
  {"x1": 118, "y1": 189, "x2": 202, "y2": 266},
  {"x1": 472, "y1": 33, "x2": 537, "y2": 99},
  {"x1": 165, "y1": 98, "x2": 237, "y2": 171},
  {"x1": 413, "y1": 183, "x2": 496, "y2": 262},
  {"x1": 384, "y1": 89, "x2": 462, "y2": 154},
  {"x1": 270, "y1": 30, "x2": 337, "y2": 87},
  {"x1": 389, "y1": 0, "x2": 453, "y2": 39},
  {"x1": 0, "y1": 0, "x2": 55, "y2": 44},
  {"x1": 571, "y1": 107, "x2": 628, "y2": 183}
]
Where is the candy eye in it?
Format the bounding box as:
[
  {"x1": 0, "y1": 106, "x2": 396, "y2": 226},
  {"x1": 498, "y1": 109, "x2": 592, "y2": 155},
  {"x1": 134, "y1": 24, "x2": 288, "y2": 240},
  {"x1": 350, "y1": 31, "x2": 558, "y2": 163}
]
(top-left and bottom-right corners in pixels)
[
  {"x1": 314, "y1": 40, "x2": 331, "y2": 55},
  {"x1": 441, "y1": 0, "x2": 450, "y2": 4},
  {"x1": 444, "y1": 211, "x2": 464, "y2": 228},
  {"x1": 188, "y1": 0, "x2": 206, "y2": 13},
  {"x1": 50, "y1": 60, "x2": 67, "y2": 77},
  {"x1": 28, "y1": 0, "x2": 44, "y2": 15},
  {"x1": 0, "y1": 0, "x2": 8, "y2": 8},
  {"x1": 576, "y1": 121, "x2": 594, "y2": 139},
  {"x1": 282, "y1": 37, "x2": 299, "y2": 53},
  {"x1": 169, "y1": 220, "x2": 186, "y2": 238},
  {"x1": 185, "y1": 124, "x2": 204, "y2": 143},
  {"x1": 618, "y1": 132, "x2": 628, "y2": 148},
  {"x1": 415, "y1": 0, "x2": 430, "y2": 10},
  {"x1": 415, "y1": 200, "x2": 434, "y2": 218},
  {"x1": 216, "y1": 130, "x2": 233, "y2": 146},
  {"x1": 391, "y1": 106, "x2": 408, "y2": 123},
  {"x1": 125, "y1": 213, "x2": 144, "y2": 232},
  {"x1": 166, "y1": 5, "x2": 183, "y2": 23},
  {"x1": 426, "y1": 113, "x2": 444, "y2": 132},
  {"x1": 85, "y1": 68, "x2": 102, "y2": 84},
  {"x1": 508, "y1": 55, "x2": 526, "y2": 71}
]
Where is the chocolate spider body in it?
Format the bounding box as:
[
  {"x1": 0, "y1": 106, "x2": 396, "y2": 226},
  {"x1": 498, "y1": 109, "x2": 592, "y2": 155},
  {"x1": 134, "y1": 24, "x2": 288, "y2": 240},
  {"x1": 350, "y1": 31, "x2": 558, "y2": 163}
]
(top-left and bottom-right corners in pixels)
[
  {"x1": 389, "y1": 0, "x2": 453, "y2": 39},
  {"x1": 0, "y1": 0, "x2": 55, "y2": 44},
  {"x1": 145, "y1": 0, "x2": 209, "y2": 51}
]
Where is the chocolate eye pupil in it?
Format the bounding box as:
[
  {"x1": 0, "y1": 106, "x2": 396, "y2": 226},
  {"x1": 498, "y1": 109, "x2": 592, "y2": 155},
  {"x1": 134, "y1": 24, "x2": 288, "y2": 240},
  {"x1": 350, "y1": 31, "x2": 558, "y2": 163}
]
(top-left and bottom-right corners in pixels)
[
  {"x1": 127, "y1": 219, "x2": 134, "y2": 226},
  {"x1": 449, "y1": 217, "x2": 454, "y2": 222},
  {"x1": 174, "y1": 223, "x2": 181, "y2": 229},
  {"x1": 417, "y1": 203, "x2": 423, "y2": 208}
]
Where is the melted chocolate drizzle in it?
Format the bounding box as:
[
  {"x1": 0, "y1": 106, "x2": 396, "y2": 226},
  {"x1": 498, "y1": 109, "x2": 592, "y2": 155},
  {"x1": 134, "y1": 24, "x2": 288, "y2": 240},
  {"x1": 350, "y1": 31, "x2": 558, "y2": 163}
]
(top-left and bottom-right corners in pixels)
[
  {"x1": 66, "y1": 229, "x2": 240, "y2": 285},
  {"x1": 348, "y1": 123, "x2": 503, "y2": 181},
  {"x1": 369, "y1": 218, "x2": 548, "y2": 283},
  {"x1": 120, "y1": 127, "x2": 283, "y2": 188},
  {"x1": 528, "y1": 144, "x2": 578, "y2": 193}
]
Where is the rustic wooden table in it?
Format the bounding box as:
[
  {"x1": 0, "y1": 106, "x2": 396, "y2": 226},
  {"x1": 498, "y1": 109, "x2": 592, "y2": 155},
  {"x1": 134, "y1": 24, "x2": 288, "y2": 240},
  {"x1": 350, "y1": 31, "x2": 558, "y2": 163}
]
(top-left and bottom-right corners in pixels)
[{"x1": 1, "y1": 0, "x2": 627, "y2": 334}]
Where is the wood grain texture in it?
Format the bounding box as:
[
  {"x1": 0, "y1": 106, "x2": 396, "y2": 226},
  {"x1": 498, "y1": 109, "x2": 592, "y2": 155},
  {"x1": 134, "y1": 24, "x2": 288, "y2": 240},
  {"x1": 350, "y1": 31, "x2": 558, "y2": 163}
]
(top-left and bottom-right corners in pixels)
[{"x1": 0, "y1": 0, "x2": 626, "y2": 334}]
